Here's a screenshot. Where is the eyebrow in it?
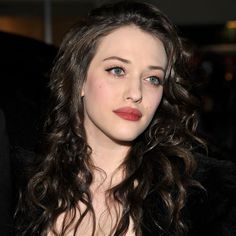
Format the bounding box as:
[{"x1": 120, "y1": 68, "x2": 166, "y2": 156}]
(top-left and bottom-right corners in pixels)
[
  {"x1": 148, "y1": 65, "x2": 165, "y2": 73},
  {"x1": 103, "y1": 56, "x2": 131, "y2": 64},
  {"x1": 103, "y1": 56, "x2": 165, "y2": 73}
]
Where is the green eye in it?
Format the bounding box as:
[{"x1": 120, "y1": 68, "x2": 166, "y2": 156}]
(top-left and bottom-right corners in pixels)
[
  {"x1": 146, "y1": 76, "x2": 161, "y2": 86},
  {"x1": 106, "y1": 67, "x2": 125, "y2": 76}
]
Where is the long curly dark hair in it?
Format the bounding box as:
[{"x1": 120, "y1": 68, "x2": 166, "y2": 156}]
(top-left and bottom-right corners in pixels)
[{"x1": 15, "y1": 1, "x2": 204, "y2": 235}]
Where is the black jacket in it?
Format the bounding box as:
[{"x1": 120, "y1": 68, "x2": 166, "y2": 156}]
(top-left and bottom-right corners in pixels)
[{"x1": 142, "y1": 152, "x2": 236, "y2": 235}]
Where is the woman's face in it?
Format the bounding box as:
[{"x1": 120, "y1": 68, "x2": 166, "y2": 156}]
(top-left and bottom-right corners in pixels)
[{"x1": 82, "y1": 25, "x2": 167, "y2": 145}]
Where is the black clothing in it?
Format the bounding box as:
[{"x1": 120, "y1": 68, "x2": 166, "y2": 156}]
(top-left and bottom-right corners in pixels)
[
  {"x1": 142, "y1": 153, "x2": 236, "y2": 235},
  {"x1": 12, "y1": 148, "x2": 236, "y2": 236},
  {"x1": 185, "y1": 153, "x2": 236, "y2": 236}
]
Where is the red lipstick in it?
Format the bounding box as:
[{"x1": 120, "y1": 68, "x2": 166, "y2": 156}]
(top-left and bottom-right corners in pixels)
[{"x1": 113, "y1": 107, "x2": 142, "y2": 121}]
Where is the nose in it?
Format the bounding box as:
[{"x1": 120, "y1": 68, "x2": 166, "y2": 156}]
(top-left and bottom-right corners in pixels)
[{"x1": 124, "y1": 76, "x2": 142, "y2": 103}]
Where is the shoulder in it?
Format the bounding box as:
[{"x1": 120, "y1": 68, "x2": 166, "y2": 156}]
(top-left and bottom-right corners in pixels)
[{"x1": 185, "y1": 152, "x2": 236, "y2": 235}]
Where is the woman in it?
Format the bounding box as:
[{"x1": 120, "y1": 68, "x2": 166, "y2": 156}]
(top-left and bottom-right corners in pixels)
[{"x1": 14, "y1": 1, "x2": 236, "y2": 236}]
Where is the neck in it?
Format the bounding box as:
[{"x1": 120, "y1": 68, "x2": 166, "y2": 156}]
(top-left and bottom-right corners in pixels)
[
  {"x1": 86, "y1": 136, "x2": 131, "y2": 193},
  {"x1": 84, "y1": 121, "x2": 132, "y2": 174},
  {"x1": 90, "y1": 139, "x2": 131, "y2": 175}
]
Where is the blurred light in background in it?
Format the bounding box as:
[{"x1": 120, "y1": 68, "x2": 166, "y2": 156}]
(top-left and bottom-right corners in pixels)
[
  {"x1": 226, "y1": 20, "x2": 236, "y2": 30},
  {"x1": 223, "y1": 20, "x2": 236, "y2": 43},
  {"x1": 0, "y1": 16, "x2": 44, "y2": 41}
]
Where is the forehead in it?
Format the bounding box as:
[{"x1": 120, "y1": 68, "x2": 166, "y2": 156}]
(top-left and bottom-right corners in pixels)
[{"x1": 93, "y1": 25, "x2": 167, "y2": 67}]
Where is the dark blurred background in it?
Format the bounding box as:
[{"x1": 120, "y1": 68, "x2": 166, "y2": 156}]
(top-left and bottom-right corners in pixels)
[{"x1": 0, "y1": 0, "x2": 236, "y2": 158}]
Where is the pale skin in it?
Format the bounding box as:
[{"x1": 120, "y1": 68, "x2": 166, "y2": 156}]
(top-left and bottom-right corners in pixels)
[{"x1": 48, "y1": 25, "x2": 167, "y2": 236}]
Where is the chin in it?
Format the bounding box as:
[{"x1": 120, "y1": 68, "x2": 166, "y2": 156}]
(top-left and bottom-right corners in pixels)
[{"x1": 111, "y1": 132, "x2": 143, "y2": 143}]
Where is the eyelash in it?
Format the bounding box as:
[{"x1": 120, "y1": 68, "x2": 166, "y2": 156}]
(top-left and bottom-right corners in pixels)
[
  {"x1": 105, "y1": 66, "x2": 125, "y2": 77},
  {"x1": 145, "y1": 76, "x2": 163, "y2": 86},
  {"x1": 105, "y1": 66, "x2": 163, "y2": 86}
]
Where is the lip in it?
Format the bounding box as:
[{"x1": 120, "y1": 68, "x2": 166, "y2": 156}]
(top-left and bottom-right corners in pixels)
[{"x1": 113, "y1": 107, "x2": 142, "y2": 121}]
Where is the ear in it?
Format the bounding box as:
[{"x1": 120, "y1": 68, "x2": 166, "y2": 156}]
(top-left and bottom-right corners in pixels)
[{"x1": 81, "y1": 81, "x2": 86, "y2": 97}]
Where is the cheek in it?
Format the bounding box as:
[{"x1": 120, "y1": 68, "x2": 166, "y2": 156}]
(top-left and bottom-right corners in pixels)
[
  {"x1": 146, "y1": 89, "x2": 163, "y2": 115},
  {"x1": 84, "y1": 76, "x2": 113, "y2": 104},
  {"x1": 84, "y1": 73, "x2": 102, "y2": 95}
]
